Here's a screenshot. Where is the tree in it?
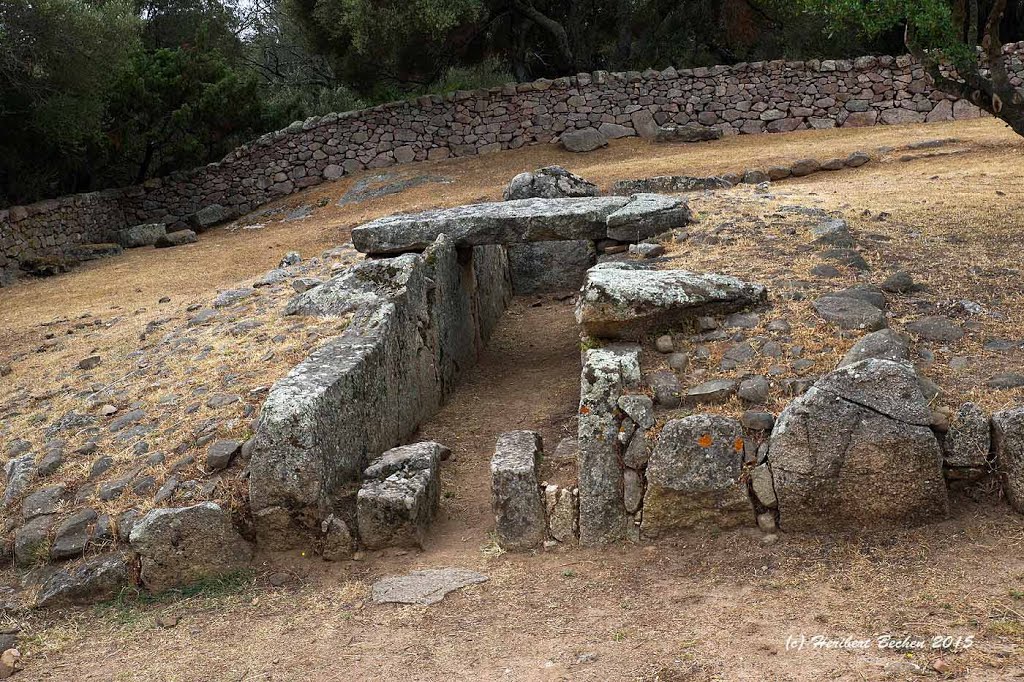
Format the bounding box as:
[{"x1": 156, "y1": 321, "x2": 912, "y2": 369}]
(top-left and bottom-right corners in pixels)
[
  {"x1": 106, "y1": 43, "x2": 266, "y2": 183},
  {"x1": 0, "y1": 0, "x2": 141, "y2": 204},
  {"x1": 783, "y1": 0, "x2": 1024, "y2": 135}
]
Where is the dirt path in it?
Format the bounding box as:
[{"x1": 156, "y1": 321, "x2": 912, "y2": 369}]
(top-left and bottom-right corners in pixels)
[{"x1": 415, "y1": 296, "x2": 581, "y2": 558}]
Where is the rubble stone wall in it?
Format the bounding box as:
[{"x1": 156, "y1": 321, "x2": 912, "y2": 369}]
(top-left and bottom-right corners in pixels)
[{"x1": 6, "y1": 45, "x2": 1024, "y2": 286}]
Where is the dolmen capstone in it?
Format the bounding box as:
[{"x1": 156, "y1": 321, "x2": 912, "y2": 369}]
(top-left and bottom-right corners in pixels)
[{"x1": 351, "y1": 194, "x2": 691, "y2": 255}]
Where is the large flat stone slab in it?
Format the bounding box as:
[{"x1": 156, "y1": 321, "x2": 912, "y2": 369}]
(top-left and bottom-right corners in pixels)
[
  {"x1": 576, "y1": 263, "x2": 768, "y2": 339},
  {"x1": 351, "y1": 194, "x2": 691, "y2": 255},
  {"x1": 353, "y1": 197, "x2": 628, "y2": 254},
  {"x1": 371, "y1": 568, "x2": 488, "y2": 605}
]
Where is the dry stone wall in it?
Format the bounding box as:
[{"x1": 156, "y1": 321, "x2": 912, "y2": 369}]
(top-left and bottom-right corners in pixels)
[{"x1": 6, "y1": 45, "x2": 1024, "y2": 285}]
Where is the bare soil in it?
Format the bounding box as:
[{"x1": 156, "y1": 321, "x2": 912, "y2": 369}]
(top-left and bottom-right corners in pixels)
[{"x1": 3, "y1": 119, "x2": 1024, "y2": 680}]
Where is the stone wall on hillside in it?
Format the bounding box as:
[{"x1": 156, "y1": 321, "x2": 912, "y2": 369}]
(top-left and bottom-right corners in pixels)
[{"x1": 5, "y1": 44, "x2": 1024, "y2": 286}]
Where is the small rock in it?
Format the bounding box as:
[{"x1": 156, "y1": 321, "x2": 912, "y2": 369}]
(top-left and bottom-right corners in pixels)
[
  {"x1": 905, "y1": 316, "x2": 963, "y2": 343},
  {"x1": 291, "y1": 277, "x2": 322, "y2": 293},
  {"x1": 206, "y1": 440, "x2": 241, "y2": 471},
  {"x1": 156, "y1": 614, "x2": 180, "y2": 629},
  {"x1": 756, "y1": 512, "x2": 776, "y2": 532},
  {"x1": 737, "y1": 376, "x2": 770, "y2": 403},
  {"x1": 154, "y1": 230, "x2": 197, "y2": 248},
  {"x1": 685, "y1": 379, "x2": 737, "y2": 405},
  {"x1": 647, "y1": 370, "x2": 683, "y2": 408},
  {"x1": 741, "y1": 410, "x2": 775, "y2": 431},
  {"x1": 988, "y1": 373, "x2": 1024, "y2": 389},
  {"x1": 0, "y1": 649, "x2": 20, "y2": 678},
  {"x1": 279, "y1": 251, "x2": 301, "y2": 267},
  {"x1": 667, "y1": 352, "x2": 690, "y2": 372},
  {"x1": 655, "y1": 335, "x2": 674, "y2": 353},
  {"x1": 99, "y1": 404, "x2": 118, "y2": 417},
  {"x1": 881, "y1": 270, "x2": 915, "y2": 293},
  {"x1": 812, "y1": 295, "x2": 886, "y2": 331},
  {"x1": 78, "y1": 356, "x2": 102, "y2": 371}
]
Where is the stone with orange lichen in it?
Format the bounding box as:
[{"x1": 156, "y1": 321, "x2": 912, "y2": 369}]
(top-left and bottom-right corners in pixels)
[{"x1": 641, "y1": 414, "x2": 752, "y2": 538}]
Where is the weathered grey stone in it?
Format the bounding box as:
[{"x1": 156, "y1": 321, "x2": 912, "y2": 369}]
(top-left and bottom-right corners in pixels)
[
  {"x1": 491, "y1": 431, "x2": 547, "y2": 550},
  {"x1": 647, "y1": 370, "x2": 683, "y2": 408},
  {"x1": 576, "y1": 262, "x2": 767, "y2": 339},
  {"x1": 741, "y1": 410, "x2": 775, "y2": 431},
  {"x1": 881, "y1": 270, "x2": 915, "y2": 293},
  {"x1": 988, "y1": 372, "x2": 1024, "y2": 389},
  {"x1": 811, "y1": 219, "x2": 853, "y2": 247},
  {"x1": 750, "y1": 464, "x2": 777, "y2": 507},
  {"x1": 738, "y1": 376, "x2": 770, "y2": 403},
  {"x1": 654, "y1": 125, "x2": 723, "y2": 143},
  {"x1": 578, "y1": 344, "x2": 642, "y2": 545},
  {"x1": 33, "y1": 553, "x2": 130, "y2": 608},
  {"x1": 812, "y1": 295, "x2": 886, "y2": 331},
  {"x1": 251, "y1": 235, "x2": 510, "y2": 548},
  {"x1": 994, "y1": 409, "x2": 1024, "y2": 511},
  {"x1": 129, "y1": 502, "x2": 254, "y2": 592},
  {"x1": 3, "y1": 455, "x2": 35, "y2": 508},
  {"x1": 770, "y1": 359, "x2": 947, "y2": 532},
  {"x1": 188, "y1": 204, "x2": 227, "y2": 232},
  {"x1": 118, "y1": 223, "x2": 167, "y2": 248},
  {"x1": 838, "y1": 329, "x2": 910, "y2": 368},
  {"x1": 598, "y1": 122, "x2": 635, "y2": 139},
  {"x1": 154, "y1": 230, "x2": 197, "y2": 248},
  {"x1": 206, "y1": 439, "x2": 241, "y2": 471},
  {"x1": 503, "y1": 166, "x2": 599, "y2": 200},
  {"x1": 618, "y1": 394, "x2": 655, "y2": 429},
  {"x1": 14, "y1": 515, "x2": 54, "y2": 567},
  {"x1": 253, "y1": 268, "x2": 287, "y2": 288},
  {"x1": 352, "y1": 196, "x2": 629, "y2": 254},
  {"x1": 544, "y1": 485, "x2": 578, "y2": 543},
  {"x1": 50, "y1": 508, "x2": 96, "y2": 559},
  {"x1": 371, "y1": 568, "x2": 488, "y2": 605},
  {"x1": 630, "y1": 109, "x2": 659, "y2": 138},
  {"x1": 561, "y1": 127, "x2": 608, "y2": 152},
  {"x1": 790, "y1": 159, "x2": 821, "y2": 176},
  {"x1": 605, "y1": 194, "x2": 692, "y2": 242},
  {"x1": 357, "y1": 441, "x2": 444, "y2": 550},
  {"x1": 642, "y1": 415, "x2": 750, "y2": 537},
  {"x1": 685, "y1": 379, "x2": 738, "y2": 405},
  {"x1": 905, "y1": 316, "x2": 963, "y2": 343},
  {"x1": 833, "y1": 285, "x2": 886, "y2": 311},
  {"x1": 321, "y1": 515, "x2": 354, "y2": 560},
  {"x1": 22, "y1": 485, "x2": 65, "y2": 520},
  {"x1": 943, "y1": 403, "x2": 990, "y2": 469},
  {"x1": 610, "y1": 176, "x2": 731, "y2": 195},
  {"x1": 507, "y1": 240, "x2": 596, "y2": 294}
]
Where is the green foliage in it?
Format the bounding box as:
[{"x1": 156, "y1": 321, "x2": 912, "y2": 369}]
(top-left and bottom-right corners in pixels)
[
  {"x1": 106, "y1": 44, "x2": 266, "y2": 183},
  {"x1": 0, "y1": 0, "x2": 141, "y2": 203},
  {"x1": 776, "y1": 0, "x2": 972, "y2": 66}
]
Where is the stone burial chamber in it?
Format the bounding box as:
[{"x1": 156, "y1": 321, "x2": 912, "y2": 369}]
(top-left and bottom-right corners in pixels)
[{"x1": 248, "y1": 233, "x2": 512, "y2": 551}]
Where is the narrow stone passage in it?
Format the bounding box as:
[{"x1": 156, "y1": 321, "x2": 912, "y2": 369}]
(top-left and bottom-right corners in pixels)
[{"x1": 412, "y1": 295, "x2": 581, "y2": 557}]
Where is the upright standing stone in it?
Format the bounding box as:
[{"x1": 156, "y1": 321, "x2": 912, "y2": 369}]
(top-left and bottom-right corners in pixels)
[
  {"x1": 491, "y1": 431, "x2": 547, "y2": 550},
  {"x1": 641, "y1": 415, "x2": 750, "y2": 537},
  {"x1": 357, "y1": 442, "x2": 445, "y2": 550},
  {"x1": 770, "y1": 360, "x2": 948, "y2": 531},
  {"x1": 129, "y1": 503, "x2": 254, "y2": 593},
  {"x1": 578, "y1": 345, "x2": 642, "y2": 544},
  {"x1": 992, "y1": 408, "x2": 1024, "y2": 512}
]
